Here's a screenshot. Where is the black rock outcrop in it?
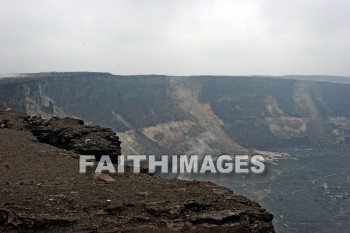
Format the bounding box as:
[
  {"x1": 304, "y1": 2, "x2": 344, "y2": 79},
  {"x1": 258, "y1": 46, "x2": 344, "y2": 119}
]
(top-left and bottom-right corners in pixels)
[{"x1": 0, "y1": 110, "x2": 121, "y2": 160}]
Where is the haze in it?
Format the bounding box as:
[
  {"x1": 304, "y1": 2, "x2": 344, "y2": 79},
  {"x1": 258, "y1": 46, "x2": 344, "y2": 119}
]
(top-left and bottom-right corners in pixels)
[{"x1": 0, "y1": 0, "x2": 349, "y2": 76}]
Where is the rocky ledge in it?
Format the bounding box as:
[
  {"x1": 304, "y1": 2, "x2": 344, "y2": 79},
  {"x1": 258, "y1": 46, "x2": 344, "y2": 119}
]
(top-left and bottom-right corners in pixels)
[
  {"x1": 0, "y1": 111, "x2": 121, "y2": 160},
  {"x1": 0, "y1": 111, "x2": 275, "y2": 232}
]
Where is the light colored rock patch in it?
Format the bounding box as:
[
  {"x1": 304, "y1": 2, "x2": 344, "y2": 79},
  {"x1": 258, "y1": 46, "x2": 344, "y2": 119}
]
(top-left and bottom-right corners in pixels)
[
  {"x1": 141, "y1": 120, "x2": 195, "y2": 148},
  {"x1": 264, "y1": 96, "x2": 284, "y2": 117},
  {"x1": 168, "y1": 77, "x2": 245, "y2": 154},
  {"x1": 328, "y1": 117, "x2": 350, "y2": 127},
  {"x1": 254, "y1": 150, "x2": 291, "y2": 163},
  {"x1": 265, "y1": 117, "x2": 308, "y2": 139},
  {"x1": 24, "y1": 85, "x2": 67, "y2": 118},
  {"x1": 117, "y1": 130, "x2": 142, "y2": 155}
]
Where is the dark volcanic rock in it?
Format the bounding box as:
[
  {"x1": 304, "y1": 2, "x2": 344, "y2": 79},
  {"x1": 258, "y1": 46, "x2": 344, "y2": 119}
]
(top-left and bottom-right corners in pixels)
[
  {"x1": 0, "y1": 208, "x2": 78, "y2": 230},
  {"x1": 0, "y1": 110, "x2": 121, "y2": 160}
]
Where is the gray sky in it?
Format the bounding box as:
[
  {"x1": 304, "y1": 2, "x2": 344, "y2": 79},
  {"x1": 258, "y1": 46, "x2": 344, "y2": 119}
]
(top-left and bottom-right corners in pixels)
[{"x1": 0, "y1": 0, "x2": 349, "y2": 76}]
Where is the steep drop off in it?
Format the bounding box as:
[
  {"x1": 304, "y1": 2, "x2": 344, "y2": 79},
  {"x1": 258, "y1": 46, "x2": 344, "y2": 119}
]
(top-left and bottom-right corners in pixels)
[{"x1": 0, "y1": 72, "x2": 349, "y2": 154}]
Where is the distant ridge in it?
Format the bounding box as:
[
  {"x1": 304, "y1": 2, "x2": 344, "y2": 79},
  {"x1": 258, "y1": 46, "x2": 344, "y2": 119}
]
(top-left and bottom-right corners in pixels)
[
  {"x1": 2, "y1": 72, "x2": 350, "y2": 84},
  {"x1": 252, "y1": 75, "x2": 350, "y2": 84}
]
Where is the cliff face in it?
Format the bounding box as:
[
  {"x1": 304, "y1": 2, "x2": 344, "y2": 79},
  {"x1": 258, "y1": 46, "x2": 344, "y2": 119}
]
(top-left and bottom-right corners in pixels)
[
  {"x1": 0, "y1": 73, "x2": 349, "y2": 155},
  {"x1": 0, "y1": 111, "x2": 275, "y2": 232},
  {"x1": 197, "y1": 76, "x2": 350, "y2": 148}
]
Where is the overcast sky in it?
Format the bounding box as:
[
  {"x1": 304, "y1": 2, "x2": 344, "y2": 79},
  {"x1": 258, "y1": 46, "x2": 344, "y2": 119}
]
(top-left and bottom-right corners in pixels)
[{"x1": 0, "y1": 0, "x2": 349, "y2": 76}]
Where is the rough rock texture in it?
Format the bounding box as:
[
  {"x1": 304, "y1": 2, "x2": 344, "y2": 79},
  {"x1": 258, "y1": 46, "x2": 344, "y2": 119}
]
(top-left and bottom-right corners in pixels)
[
  {"x1": 0, "y1": 111, "x2": 275, "y2": 232},
  {"x1": 0, "y1": 110, "x2": 121, "y2": 160}
]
